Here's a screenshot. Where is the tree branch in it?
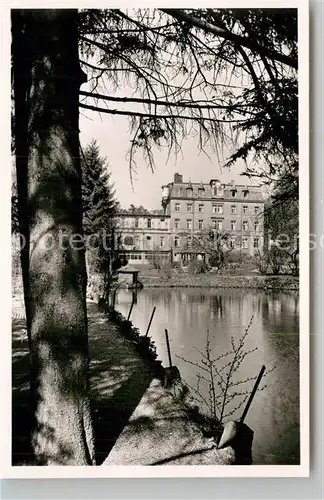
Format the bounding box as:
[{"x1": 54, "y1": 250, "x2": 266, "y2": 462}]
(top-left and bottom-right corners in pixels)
[
  {"x1": 160, "y1": 9, "x2": 297, "y2": 69},
  {"x1": 79, "y1": 102, "x2": 246, "y2": 123},
  {"x1": 79, "y1": 89, "x2": 253, "y2": 113}
]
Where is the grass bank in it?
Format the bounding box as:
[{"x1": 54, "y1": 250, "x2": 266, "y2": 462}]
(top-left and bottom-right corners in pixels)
[{"x1": 139, "y1": 273, "x2": 299, "y2": 291}]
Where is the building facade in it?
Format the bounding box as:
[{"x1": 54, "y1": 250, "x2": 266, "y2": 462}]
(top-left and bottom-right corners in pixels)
[
  {"x1": 115, "y1": 173, "x2": 265, "y2": 265},
  {"x1": 162, "y1": 173, "x2": 265, "y2": 259},
  {"x1": 115, "y1": 212, "x2": 172, "y2": 266}
]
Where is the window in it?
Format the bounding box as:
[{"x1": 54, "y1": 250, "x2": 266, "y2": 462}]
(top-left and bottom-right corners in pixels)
[
  {"x1": 254, "y1": 238, "x2": 259, "y2": 248},
  {"x1": 175, "y1": 202, "x2": 180, "y2": 212},
  {"x1": 160, "y1": 237, "x2": 165, "y2": 248},
  {"x1": 174, "y1": 236, "x2": 180, "y2": 248},
  {"x1": 254, "y1": 205, "x2": 259, "y2": 214},
  {"x1": 124, "y1": 236, "x2": 134, "y2": 246},
  {"x1": 147, "y1": 218, "x2": 152, "y2": 228},
  {"x1": 231, "y1": 205, "x2": 237, "y2": 214},
  {"x1": 217, "y1": 187, "x2": 224, "y2": 197},
  {"x1": 229, "y1": 239, "x2": 235, "y2": 248},
  {"x1": 134, "y1": 218, "x2": 139, "y2": 228},
  {"x1": 187, "y1": 203, "x2": 192, "y2": 212},
  {"x1": 243, "y1": 190, "x2": 248, "y2": 198},
  {"x1": 254, "y1": 222, "x2": 258, "y2": 231},
  {"x1": 198, "y1": 219, "x2": 204, "y2": 230},
  {"x1": 198, "y1": 188, "x2": 205, "y2": 196},
  {"x1": 243, "y1": 205, "x2": 248, "y2": 214},
  {"x1": 242, "y1": 221, "x2": 248, "y2": 231},
  {"x1": 213, "y1": 187, "x2": 217, "y2": 196},
  {"x1": 160, "y1": 218, "x2": 165, "y2": 222},
  {"x1": 187, "y1": 235, "x2": 192, "y2": 247},
  {"x1": 198, "y1": 204, "x2": 204, "y2": 212},
  {"x1": 175, "y1": 218, "x2": 180, "y2": 229},
  {"x1": 186, "y1": 219, "x2": 192, "y2": 230},
  {"x1": 231, "y1": 220, "x2": 236, "y2": 231},
  {"x1": 146, "y1": 236, "x2": 151, "y2": 240},
  {"x1": 213, "y1": 204, "x2": 223, "y2": 214},
  {"x1": 232, "y1": 190, "x2": 236, "y2": 198},
  {"x1": 242, "y1": 238, "x2": 249, "y2": 249},
  {"x1": 212, "y1": 220, "x2": 222, "y2": 230},
  {"x1": 186, "y1": 187, "x2": 193, "y2": 196}
]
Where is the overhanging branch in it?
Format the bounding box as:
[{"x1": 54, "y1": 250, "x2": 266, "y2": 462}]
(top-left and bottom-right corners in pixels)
[
  {"x1": 79, "y1": 90, "x2": 253, "y2": 113},
  {"x1": 160, "y1": 9, "x2": 297, "y2": 69},
  {"x1": 79, "y1": 102, "x2": 246, "y2": 123}
]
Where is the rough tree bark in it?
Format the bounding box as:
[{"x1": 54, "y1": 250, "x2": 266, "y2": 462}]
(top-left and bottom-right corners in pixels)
[{"x1": 12, "y1": 9, "x2": 95, "y2": 465}]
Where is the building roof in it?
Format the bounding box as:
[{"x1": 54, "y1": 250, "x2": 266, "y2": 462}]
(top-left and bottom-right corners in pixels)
[
  {"x1": 167, "y1": 181, "x2": 264, "y2": 202},
  {"x1": 116, "y1": 211, "x2": 170, "y2": 218},
  {"x1": 118, "y1": 263, "x2": 140, "y2": 274}
]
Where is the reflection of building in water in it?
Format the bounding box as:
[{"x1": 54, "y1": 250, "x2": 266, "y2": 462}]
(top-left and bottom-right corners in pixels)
[
  {"x1": 210, "y1": 295, "x2": 223, "y2": 319},
  {"x1": 262, "y1": 293, "x2": 299, "y2": 334}
]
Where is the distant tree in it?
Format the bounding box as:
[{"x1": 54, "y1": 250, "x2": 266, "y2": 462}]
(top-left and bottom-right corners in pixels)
[
  {"x1": 181, "y1": 228, "x2": 236, "y2": 273},
  {"x1": 81, "y1": 139, "x2": 119, "y2": 299},
  {"x1": 120, "y1": 205, "x2": 151, "y2": 215},
  {"x1": 82, "y1": 139, "x2": 116, "y2": 236},
  {"x1": 256, "y1": 193, "x2": 298, "y2": 275}
]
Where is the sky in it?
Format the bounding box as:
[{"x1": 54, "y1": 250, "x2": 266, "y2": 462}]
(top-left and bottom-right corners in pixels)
[{"x1": 79, "y1": 109, "x2": 252, "y2": 211}]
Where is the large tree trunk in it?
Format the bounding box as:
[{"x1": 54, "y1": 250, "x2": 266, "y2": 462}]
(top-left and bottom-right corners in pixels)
[{"x1": 12, "y1": 9, "x2": 95, "y2": 465}]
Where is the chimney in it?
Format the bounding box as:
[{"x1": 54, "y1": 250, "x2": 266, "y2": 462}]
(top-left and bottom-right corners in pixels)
[{"x1": 174, "y1": 173, "x2": 183, "y2": 183}]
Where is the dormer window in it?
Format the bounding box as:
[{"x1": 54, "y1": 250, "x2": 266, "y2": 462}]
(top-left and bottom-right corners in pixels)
[
  {"x1": 230, "y1": 181, "x2": 237, "y2": 198},
  {"x1": 187, "y1": 180, "x2": 193, "y2": 197},
  {"x1": 217, "y1": 185, "x2": 224, "y2": 197},
  {"x1": 198, "y1": 184, "x2": 205, "y2": 196},
  {"x1": 243, "y1": 186, "x2": 249, "y2": 198}
]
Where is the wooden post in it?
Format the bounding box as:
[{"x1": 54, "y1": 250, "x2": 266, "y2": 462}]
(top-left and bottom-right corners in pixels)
[
  {"x1": 240, "y1": 365, "x2": 266, "y2": 424},
  {"x1": 165, "y1": 329, "x2": 173, "y2": 368},
  {"x1": 145, "y1": 306, "x2": 156, "y2": 337},
  {"x1": 127, "y1": 294, "x2": 135, "y2": 321}
]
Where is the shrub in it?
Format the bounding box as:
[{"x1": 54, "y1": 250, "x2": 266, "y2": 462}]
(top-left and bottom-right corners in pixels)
[
  {"x1": 188, "y1": 260, "x2": 209, "y2": 274},
  {"x1": 177, "y1": 317, "x2": 275, "y2": 433}
]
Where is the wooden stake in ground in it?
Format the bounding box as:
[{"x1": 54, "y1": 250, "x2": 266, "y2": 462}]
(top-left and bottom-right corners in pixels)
[
  {"x1": 165, "y1": 329, "x2": 173, "y2": 368},
  {"x1": 127, "y1": 294, "x2": 135, "y2": 321},
  {"x1": 145, "y1": 307, "x2": 156, "y2": 337}
]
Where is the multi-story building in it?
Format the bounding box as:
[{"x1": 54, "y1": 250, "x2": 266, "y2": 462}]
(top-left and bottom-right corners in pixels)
[
  {"x1": 115, "y1": 173, "x2": 265, "y2": 266},
  {"x1": 161, "y1": 173, "x2": 265, "y2": 259},
  {"x1": 115, "y1": 211, "x2": 172, "y2": 266}
]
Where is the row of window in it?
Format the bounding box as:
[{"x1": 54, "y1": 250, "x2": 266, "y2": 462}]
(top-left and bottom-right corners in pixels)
[
  {"x1": 174, "y1": 236, "x2": 261, "y2": 249},
  {"x1": 121, "y1": 253, "x2": 170, "y2": 262},
  {"x1": 124, "y1": 235, "x2": 167, "y2": 248},
  {"x1": 183, "y1": 186, "x2": 224, "y2": 197},
  {"x1": 181, "y1": 187, "x2": 250, "y2": 198},
  {"x1": 123, "y1": 235, "x2": 261, "y2": 251},
  {"x1": 175, "y1": 203, "x2": 261, "y2": 214},
  {"x1": 122, "y1": 218, "x2": 166, "y2": 229},
  {"x1": 174, "y1": 219, "x2": 260, "y2": 231}
]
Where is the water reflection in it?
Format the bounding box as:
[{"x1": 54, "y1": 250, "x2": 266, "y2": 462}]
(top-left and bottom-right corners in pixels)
[{"x1": 115, "y1": 287, "x2": 300, "y2": 465}]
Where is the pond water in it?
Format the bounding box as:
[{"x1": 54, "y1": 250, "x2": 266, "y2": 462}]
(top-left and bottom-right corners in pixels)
[{"x1": 115, "y1": 287, "x2": 300, "y2": 465}]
